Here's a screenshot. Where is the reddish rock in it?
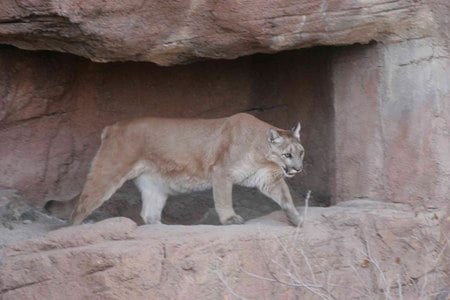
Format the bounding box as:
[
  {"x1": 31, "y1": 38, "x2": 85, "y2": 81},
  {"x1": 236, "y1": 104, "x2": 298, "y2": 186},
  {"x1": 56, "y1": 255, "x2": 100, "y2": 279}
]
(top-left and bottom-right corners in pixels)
[
  {"x1": 0, "y1": 0, "x2": 434, "y2": 65},
  {"x1": 0, "y1": 0, "x2": 448, "y2": 216},
  {"x1": 0, "y1": 1, "x2": 448, "y2": 298},
  {"x1": 332, "y1": 39, "x2": 450, "y2": 209},
  {"x1": 0, "y1": 201, "x2": 447, "y2": 299}
]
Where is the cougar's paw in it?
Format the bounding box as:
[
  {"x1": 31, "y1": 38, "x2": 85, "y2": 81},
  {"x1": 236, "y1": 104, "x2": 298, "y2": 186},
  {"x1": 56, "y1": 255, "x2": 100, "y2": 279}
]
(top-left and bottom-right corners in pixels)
[
  {"x1": 287, "y1": 211, "x2": 304, "y2": 227},
  {"x1": 223, "y1": 214, "x2": 245, "y2": 225}
]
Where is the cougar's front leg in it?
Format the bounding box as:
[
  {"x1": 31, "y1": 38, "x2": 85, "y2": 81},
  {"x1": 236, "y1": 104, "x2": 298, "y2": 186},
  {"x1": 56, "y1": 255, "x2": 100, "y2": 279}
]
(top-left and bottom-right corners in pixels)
[
  {"x1": 260, "y1": 179, "x2": 303, "y2": 226},
  {"x1": 212, "y1": 170, "x2": 244, "y2": 225}
]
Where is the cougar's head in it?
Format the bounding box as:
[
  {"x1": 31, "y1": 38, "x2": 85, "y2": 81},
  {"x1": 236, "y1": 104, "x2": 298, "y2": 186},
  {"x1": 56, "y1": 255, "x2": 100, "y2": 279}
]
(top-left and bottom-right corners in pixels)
[{"x1": 267, "y1": 122, "x2": 305, "y2": 178}]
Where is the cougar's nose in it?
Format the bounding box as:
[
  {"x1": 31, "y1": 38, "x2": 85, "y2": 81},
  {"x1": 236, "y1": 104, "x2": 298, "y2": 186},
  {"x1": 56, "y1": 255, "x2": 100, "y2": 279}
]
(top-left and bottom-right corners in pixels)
[{"x1": 292, "y1": 167, "x2": 302, "y2": 173}]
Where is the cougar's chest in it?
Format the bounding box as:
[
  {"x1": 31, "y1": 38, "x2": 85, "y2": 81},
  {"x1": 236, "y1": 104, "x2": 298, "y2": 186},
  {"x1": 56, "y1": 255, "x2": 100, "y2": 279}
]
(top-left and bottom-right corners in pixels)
[{"x1": 231, "y1": 160, "x2": 277, "y2": 188}]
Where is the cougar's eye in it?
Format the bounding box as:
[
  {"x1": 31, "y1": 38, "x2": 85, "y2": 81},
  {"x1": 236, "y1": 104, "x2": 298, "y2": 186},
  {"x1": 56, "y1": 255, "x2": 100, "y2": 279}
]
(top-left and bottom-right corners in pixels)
[{"x1": 282, "y1": 153, "x2": 292, "y2": 159}]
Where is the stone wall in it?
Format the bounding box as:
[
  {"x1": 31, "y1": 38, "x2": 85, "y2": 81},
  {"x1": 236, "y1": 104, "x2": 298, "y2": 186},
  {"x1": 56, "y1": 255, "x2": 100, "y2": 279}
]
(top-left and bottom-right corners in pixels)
[{"x1": 332, "y1": 39, "x2": 450, "y2": 209}]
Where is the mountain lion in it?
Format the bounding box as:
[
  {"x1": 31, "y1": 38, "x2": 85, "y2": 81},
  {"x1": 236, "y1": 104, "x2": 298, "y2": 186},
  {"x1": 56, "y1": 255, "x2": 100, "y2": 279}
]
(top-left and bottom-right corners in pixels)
[{"x1": 66, "y1": 113, "x2": 305, "y2": 226}]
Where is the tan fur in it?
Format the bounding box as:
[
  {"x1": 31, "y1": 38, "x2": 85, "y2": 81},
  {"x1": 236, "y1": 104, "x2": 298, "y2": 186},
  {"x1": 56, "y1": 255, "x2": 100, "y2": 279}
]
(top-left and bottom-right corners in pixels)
[{"x1": 70, "y1": 113, "x2": 305, "y2": 226}]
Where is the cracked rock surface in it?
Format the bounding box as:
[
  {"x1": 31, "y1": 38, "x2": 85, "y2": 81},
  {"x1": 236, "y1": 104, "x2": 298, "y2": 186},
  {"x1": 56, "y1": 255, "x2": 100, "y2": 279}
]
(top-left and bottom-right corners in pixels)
[{"x1": 1, "y1": 200, "x2": 448, "y2": 299}]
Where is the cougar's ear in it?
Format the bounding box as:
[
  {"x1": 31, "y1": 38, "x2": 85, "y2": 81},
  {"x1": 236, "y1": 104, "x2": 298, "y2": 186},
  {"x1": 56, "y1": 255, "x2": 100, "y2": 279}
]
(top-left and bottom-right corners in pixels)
[
  {"x1": 291, "y1": 122, "x2": 301, "y2": 140},
  {"x1": 268, "y1": 128, "x2": 282, "y2": 144}
]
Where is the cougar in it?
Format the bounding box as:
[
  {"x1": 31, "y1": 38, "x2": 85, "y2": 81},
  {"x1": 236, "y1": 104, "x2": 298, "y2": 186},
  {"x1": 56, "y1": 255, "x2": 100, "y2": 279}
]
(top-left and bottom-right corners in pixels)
[{"x1": 48, "y1": 113, "x2": 305, "y2": 226}]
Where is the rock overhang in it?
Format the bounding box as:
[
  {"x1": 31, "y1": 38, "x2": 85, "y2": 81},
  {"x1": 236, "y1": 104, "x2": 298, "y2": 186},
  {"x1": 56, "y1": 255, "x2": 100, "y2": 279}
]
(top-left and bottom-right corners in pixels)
[{"x1": 0, "y1": 0, "x2": 435, "y2": 65}]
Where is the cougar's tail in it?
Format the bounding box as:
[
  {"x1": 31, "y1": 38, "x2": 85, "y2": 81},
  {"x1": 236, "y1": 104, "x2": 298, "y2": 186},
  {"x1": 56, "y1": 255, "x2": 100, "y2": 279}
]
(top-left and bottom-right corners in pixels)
[{"x1": 44, "y1": 195, "x2": 79, "y2": 220}]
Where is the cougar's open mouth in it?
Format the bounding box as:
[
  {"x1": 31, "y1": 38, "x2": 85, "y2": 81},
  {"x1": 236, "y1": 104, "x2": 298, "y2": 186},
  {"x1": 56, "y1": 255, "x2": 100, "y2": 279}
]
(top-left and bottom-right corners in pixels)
[{"x1": 282, "y1": 167, "x2": 296, "y2": 178}]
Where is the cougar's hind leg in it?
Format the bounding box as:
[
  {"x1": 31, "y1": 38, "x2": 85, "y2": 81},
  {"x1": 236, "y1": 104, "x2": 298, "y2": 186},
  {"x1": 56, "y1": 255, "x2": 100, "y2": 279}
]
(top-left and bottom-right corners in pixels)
[
  {"x1": 71, "y1": 163, "x2": 140, "y2": 225},
  {"x1": 71, "y1": 143, "x2": 142, "y2": 225},
  {"x1": 134, "y1": 174, "x2": 168, "y2": 224}
]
